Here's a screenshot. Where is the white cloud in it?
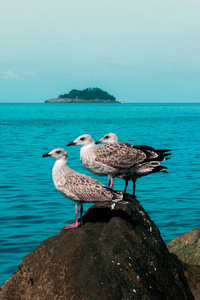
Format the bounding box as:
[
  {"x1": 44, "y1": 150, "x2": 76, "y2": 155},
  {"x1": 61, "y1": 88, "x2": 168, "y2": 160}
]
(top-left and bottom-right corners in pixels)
[
  {"x1": 1, "y1": 70, "x2": 20, "y2": 80},
  {"x1": 1, "y1": 70, "x2": 35, "y2": 80}
]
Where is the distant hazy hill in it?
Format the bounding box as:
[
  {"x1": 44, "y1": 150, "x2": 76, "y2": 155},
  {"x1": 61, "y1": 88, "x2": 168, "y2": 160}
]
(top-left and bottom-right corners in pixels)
[{"x1": 45, "y1": 87, "x2": 119, "y2": 103}]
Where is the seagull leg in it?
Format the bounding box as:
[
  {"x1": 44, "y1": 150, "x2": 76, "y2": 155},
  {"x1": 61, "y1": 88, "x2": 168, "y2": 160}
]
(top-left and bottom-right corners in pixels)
[
  {"x1": 124, "y1": 180, "x2": 128, "y2": 192},
  {"x1": 132, "y1": 179, "x2": 136, "y2": 197},
  {"x1": 108, "y1": 178, "x2": 111, "y2": 187},
  {"x1": 64, "y1": 204, "x2": 82, "y2": 229},
  {"x1": 108, "y1": 177, "x2": 113, "y2": 189},
  {"x1": 80, "y1": 203, "x2": 83, "y2": 226}
]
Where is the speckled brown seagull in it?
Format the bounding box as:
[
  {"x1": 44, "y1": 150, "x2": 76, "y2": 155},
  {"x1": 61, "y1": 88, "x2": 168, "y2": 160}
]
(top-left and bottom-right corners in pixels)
[
  {"x1": 42, "y1": 148, "x2": 123, "y2": 229},
  {"x1": 66, "y1": 134, "x2": 171, "y2": 194},
  {"x1": 95, "y1": 133, "x2": 171, "y2": 195}
]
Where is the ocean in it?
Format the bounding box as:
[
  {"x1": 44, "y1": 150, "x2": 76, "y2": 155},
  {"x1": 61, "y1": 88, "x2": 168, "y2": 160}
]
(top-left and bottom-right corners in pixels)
[{"x1": 1, "y1": 103, "x2": 200, "y2": 286}]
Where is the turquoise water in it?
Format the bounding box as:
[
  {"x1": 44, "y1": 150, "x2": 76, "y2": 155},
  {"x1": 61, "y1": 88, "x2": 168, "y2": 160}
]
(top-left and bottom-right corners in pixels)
[{"x1": 1, "y1": 103, "x2": 200, "y2": 285}]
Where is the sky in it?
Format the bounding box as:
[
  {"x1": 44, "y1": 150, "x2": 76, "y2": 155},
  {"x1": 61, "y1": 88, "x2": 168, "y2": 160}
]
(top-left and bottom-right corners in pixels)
[{"x1": 0, "y1": 0, "x2": 200, "y2": 103}]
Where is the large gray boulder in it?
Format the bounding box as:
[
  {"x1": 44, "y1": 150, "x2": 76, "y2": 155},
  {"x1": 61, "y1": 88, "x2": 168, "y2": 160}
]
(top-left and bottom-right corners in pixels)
[{"x1": 0, "y1": 194, "x2": 194, "y2": 300}]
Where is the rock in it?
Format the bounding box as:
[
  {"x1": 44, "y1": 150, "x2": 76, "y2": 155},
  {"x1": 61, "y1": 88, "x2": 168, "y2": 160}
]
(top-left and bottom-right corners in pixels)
[
  {"x1": 0, "y1": 194, "x2": 194, "y2": 300},
  {"x1": 181, "y1": 263, "x2": 200, "y2": 300},
  {"x1": 44, "y1": 98, "x2": 119, "y2": 103},
  {"x1": 167, "y1": 228, "x2": 200, "y2": 299},
  {"x1": 167, "y1": 227, "x2": 200, "y2": 265}
]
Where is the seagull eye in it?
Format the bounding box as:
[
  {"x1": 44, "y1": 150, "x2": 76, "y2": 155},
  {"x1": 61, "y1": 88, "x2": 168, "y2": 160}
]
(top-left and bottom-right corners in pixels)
[
  {"x1": 80, "y1": 137, "x2": 85, "y2": 141},
  {"x1": 56, "y1": 150, "x2": 61, "y2": 154},
  {"x1": 105, "y1": 136, "x2": 109, "y2": 139}
]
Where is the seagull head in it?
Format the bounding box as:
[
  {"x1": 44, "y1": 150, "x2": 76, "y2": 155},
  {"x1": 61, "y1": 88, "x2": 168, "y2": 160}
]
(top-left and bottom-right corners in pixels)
[
  {"x1": 66, "y1": 134, "x2": 95, "y2": 146},
  {"x1": 42, "y1": 148, "x2": 68, "y2": 160},
  {"x1": 95, "y1": 133, "x2": 118, "y2": 144}
]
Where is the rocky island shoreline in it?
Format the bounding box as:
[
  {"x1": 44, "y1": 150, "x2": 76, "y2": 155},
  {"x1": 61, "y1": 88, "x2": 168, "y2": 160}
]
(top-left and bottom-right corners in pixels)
[
  {"x1": 44, "y1": 87, "x2": 123, "y2": 103},
  {"x1": 45, "y1": 97, "x2": 120, "y2": 103},
  {"x1": 1, "y1": 193, "x2": 199, "y2": 299}
]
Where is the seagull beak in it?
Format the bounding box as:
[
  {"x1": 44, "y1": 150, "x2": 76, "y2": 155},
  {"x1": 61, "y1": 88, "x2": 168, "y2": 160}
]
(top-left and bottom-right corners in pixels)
[
  {"x1": 42, "y1": 152, "x2": 51, "y2": 157},
  {"x1": 66, "y1": 141, "x2": 75, "y2": 146},
  {"x1": 95, "y1": 139, "x2": 102, "y2": 144}
]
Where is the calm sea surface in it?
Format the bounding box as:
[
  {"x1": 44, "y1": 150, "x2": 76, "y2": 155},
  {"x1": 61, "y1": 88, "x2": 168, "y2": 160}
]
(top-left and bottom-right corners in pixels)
[{"x1": 1, "y1": 103, "x2": 200, "y2": 285}]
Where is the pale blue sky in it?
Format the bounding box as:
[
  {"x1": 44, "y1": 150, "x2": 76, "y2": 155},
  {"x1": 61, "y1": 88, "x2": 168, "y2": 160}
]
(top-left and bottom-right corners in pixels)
[{"x1": 0, "y1": 0, "x2": 200, "y2": 103}]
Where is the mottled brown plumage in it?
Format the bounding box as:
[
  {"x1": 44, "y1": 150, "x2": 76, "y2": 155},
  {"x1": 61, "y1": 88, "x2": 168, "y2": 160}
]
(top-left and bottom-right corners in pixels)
[
  {"x1": 95, "y1": 133, "x2": 171, "y2": 195},
  {"x1": 95, "y1": 142, "x2": 146, "y2": 170},
  {"x1": 67, "y1": 134, "x2": 169, "y2": 190},
  {"x1": 42, "y1": 148, "x2": 123, "y2": 229}
]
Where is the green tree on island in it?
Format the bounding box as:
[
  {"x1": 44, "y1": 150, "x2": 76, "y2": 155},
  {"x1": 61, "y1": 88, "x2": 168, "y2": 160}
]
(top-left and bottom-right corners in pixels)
[{"x1": 59, "y1": 88, "x2": 116, "y2": 101}]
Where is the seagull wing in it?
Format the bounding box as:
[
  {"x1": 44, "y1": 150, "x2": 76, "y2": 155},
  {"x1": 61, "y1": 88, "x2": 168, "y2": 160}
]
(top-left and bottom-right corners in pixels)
[
  {"x1": 60, "y1": 172, "x2": 120, "y2": 203},
  {"x1": 95, "y1": 142, "x2": 147, "y2": 170}
]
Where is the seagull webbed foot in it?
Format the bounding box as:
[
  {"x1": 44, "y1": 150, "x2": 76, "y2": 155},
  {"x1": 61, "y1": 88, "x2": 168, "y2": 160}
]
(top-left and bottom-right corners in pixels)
[{"x1": 64, "y1": 221, "x2": 82, "y2": 230}]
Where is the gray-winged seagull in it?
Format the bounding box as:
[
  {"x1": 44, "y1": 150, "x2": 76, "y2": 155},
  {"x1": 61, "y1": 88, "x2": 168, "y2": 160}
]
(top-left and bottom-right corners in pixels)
[
  {"x1": 66, "y1": 134, "x2": 171, "y2": 195},
  {"x1": 42, "y1": 148, "x2": 123, "y2": 229},
  {"x1": 95, "y1": 133, "x2": 171, "y2": 195}
]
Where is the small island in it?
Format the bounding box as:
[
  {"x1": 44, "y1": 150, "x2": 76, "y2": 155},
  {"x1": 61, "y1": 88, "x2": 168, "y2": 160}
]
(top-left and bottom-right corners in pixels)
[{"x1": 45, "y1": 87, "x2": 123, "y2": 103}]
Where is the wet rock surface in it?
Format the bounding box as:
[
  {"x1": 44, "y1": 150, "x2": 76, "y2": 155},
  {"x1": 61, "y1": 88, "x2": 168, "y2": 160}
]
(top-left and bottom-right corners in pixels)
[{"x1": 0, "y1": 194, "x2": 194, "y2": 300}]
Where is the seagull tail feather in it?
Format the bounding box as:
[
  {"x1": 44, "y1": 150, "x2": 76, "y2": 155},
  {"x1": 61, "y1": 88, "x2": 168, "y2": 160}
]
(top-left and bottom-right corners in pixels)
[{"x1": 102, "y1": 186, "x2": 124, "y2": 202}]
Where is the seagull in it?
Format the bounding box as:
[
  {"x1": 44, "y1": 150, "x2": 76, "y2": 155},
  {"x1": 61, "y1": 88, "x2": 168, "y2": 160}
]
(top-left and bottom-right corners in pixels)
[
  {"x1": 95, "y1": 133, "x2": 171, "y2": 195},
  {"x1": 95, "y1": 133, "x2": 119, "y2": 144},
  {"x1": 66, "y1": 134, "x2": 171, "y2": 195},
  {"x1": 42, "y1": 148, "x2": 123, "y2": 229}
]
